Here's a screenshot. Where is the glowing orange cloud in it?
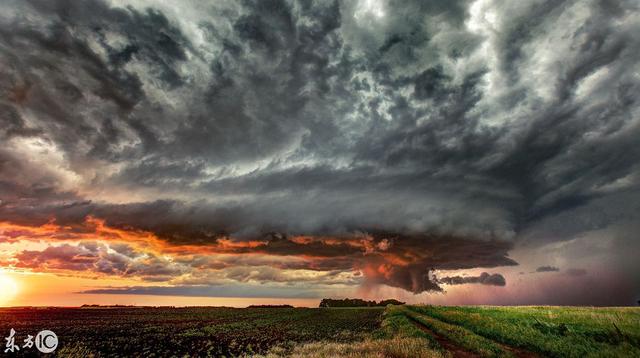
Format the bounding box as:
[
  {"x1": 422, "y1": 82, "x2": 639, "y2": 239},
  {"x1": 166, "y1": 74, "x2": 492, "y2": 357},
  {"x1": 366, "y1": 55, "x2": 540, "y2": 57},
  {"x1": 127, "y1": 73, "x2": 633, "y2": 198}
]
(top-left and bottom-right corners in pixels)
[
  {"x1": 0, "y1": 217, "x2": 266, "y2": 256},
  {"x1": 0, "y1": 217, "x2": 517, "y2": 294}
]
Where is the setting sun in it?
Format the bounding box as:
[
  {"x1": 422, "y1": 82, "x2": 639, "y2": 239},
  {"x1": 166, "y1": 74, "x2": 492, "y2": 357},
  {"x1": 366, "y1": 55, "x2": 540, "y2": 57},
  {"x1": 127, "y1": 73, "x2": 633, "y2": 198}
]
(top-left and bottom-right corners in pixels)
[{"x1": 0, "y1": 273, "x2": 19, "y2": 306}]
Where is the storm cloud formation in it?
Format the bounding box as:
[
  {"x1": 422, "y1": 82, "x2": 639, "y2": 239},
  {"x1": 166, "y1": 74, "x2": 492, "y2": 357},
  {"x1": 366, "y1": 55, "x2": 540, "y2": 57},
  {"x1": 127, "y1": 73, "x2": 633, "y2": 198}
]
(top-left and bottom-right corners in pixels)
[
  {"x1": 438, "y1": 272, "x2": 506, "y2": 287},
  {"x1": 1, "y1": 0, "x2": 639, "y2": 303}
]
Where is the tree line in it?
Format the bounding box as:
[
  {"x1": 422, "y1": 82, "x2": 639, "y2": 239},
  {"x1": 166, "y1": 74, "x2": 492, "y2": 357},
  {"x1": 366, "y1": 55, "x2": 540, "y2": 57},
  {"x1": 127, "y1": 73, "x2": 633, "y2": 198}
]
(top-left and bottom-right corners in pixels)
[{"x1": 319, "y1": 298, "x2": 405, "y2": 307}]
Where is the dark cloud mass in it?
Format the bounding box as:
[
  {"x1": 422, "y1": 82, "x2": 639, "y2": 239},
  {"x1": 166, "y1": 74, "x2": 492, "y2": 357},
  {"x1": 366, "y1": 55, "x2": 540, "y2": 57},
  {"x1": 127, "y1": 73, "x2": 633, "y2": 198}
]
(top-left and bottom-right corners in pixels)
[
  {"x1": 536, "y1": 266, "x2": 560, "y2": 273},
  {"x1": 0, "y1": 0, "x2": 639, "y2": 303},
  {"x1": 438, "y1": 272, "x2": 506, "y2": 287},
  {"x1": 3, "y1": 227, "x2": 516, "y2": 293}
]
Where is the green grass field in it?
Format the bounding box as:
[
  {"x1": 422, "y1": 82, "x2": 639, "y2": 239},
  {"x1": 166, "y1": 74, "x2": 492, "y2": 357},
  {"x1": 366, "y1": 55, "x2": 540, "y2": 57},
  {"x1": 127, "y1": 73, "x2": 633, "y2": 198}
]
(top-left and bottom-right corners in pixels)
[
  {"x1": 404, "y1": 305, "x2": 640, "y2": 358},
  {"x1": 0, "y1": 305, "x2": 638, "y2": 357}
]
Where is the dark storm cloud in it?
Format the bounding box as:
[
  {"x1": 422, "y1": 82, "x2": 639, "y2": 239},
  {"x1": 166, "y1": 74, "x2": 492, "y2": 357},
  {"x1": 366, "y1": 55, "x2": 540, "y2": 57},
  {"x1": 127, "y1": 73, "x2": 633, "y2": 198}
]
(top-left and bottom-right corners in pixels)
[
  {"x1": 1, "y1": 0, "x2": 639, "y2": 300},
  {"x1": 485, "y1": 0, "x2": 640, "y2": 226},
  {"x1": 493, "y1": 0, "x2": 570, "y2": 84},
  {"x1": 5, "y1": 222, "x2": 517, "y2": 293},
  {"x1": 336, "y1": 233, "x2": 517, "y2": 293},
  {"x1": 536, "y1": 266, "x2": 560, "y2": 272},
  {"x1": 438, "y1": 272, "x2": 506, "y2": 286}
]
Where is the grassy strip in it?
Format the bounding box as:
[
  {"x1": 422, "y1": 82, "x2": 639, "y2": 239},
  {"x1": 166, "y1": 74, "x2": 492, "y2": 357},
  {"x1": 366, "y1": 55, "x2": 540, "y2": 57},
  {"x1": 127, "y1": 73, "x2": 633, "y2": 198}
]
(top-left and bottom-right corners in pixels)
[
  {"x1": 404, "y1": 307, "x2": 513, "y2": 358},
  {"x1": 409, "y1": 305, "x2": 640, "y2": 358},
  {"x1": 262, "y1": 337, "x2": 448, "y2": 358},
  {"x1": 260, "y1": 306, "x2": 447, "y2": 358},
  {"x1": 382, "y1": 305, "x2": 442, "y2": 345}
]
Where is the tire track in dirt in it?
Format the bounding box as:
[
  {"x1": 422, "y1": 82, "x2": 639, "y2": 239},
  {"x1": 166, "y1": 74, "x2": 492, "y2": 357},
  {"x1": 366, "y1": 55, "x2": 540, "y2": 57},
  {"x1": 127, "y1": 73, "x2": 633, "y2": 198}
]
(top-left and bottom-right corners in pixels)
[
  {"x1": 406, "y1": 314, "x2": 480, "y2": 358},
  {"x1": 406, "y1": 314, "x2": 540, "y2": 358}
]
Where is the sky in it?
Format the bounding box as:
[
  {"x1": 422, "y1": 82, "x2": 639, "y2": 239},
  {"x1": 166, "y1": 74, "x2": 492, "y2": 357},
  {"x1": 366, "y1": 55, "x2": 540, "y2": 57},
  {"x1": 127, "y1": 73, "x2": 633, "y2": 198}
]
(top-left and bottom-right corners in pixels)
[{"x1": 0, "y1": 0, "x2": 639, "y2": 307}]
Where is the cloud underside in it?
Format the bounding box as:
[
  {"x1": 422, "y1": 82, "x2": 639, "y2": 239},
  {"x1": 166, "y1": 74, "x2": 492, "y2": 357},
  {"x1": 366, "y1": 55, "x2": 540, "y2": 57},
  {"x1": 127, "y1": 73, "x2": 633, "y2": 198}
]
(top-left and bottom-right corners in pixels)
[
  {"x1": 80, "y1": 271, "x2": 507, "y2": 298},
  {"x1": 0, "y1": 0, "x2": 639, "y2": 300},
  {"x1": 2, "y1": 220, "x2": 515, "y2": 293},
  {"x1": 536, "y1": 265, "x2": 560, "y2": 272},
  {"x1": 438, "y1": 272, "x2": 506, "y2": 286}
]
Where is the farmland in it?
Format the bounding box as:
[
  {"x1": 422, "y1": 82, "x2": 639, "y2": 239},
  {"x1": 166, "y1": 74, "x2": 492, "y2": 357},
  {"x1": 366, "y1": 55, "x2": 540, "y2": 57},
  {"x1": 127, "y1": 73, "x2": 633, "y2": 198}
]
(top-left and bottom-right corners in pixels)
[
  {"x1": 0, "y1": 306, "x2": 383, "y2": 357},
  {"x1": 0, "y1": 305, "x2": 638, "y2": 357}
]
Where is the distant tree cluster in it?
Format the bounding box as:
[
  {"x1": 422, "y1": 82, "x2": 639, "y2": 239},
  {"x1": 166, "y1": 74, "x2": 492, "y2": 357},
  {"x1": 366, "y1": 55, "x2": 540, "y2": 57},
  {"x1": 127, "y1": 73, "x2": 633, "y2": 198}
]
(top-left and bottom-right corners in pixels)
[
  {"x1": 318, "y1": 298, "x2": 405, "y2": 307},
  {"x1": 247, "y1": 305, "x2": 294, "y2": 308},
  {"x1": 80, "y1": 304, "x2": 140, "y2": 308}
]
